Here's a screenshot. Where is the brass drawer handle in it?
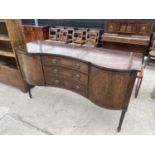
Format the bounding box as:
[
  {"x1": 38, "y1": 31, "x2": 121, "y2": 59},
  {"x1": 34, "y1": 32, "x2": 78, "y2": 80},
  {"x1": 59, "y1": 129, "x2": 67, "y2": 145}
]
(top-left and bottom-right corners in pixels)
[
  {"x1": 75, "y1": 85, "x2": 80, "y2": 90},
  {"x1": 53, "y1": 69, "x2": 58, "y2": 74},
  {"x1": 52, "y1": 59, "x2": 58, "y2": 64},
  {"x1": 55, "y1": 79, "x2": 60, "y2": 84},
  {"x1": 75, "y1": 74, "x2": 80, "y2": 80},
  {"x1": 74, "y1": 63, "x2": 80, "y2": 69}
]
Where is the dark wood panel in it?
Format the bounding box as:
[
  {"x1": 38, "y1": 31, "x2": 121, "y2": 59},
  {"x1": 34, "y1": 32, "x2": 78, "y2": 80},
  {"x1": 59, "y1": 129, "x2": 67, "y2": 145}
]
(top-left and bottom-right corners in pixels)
[
  {"x1": 104, "y1": 20, "x2": 153, "y2": 35},
  {"x1": 34, "y1": 27, "x2": 49, "y2": 41},
  {"x1": 89, "y1": 66, "x2": 137, "y2": 110},
  {"x1": 103, "y1": 20, "x2": 153, "y2": 54},
  {"x1": 103, "y1": 33, "x2": 149, "y2": 45},
  {"x1": 103, "y1": 42, "x2": 147, "y2": 53},
  {"x1": 0, "y1": 65, "x2": 28, "y2": 92},
  {"x1": 23, "y1": 25, "x2": 49, "y2": 42},
  {"x1": 23, "y1": 27, "x2": 35, "y2": 42},
  {"x1": 17, "y1": 53, "x2": 45, "y2": 86}
]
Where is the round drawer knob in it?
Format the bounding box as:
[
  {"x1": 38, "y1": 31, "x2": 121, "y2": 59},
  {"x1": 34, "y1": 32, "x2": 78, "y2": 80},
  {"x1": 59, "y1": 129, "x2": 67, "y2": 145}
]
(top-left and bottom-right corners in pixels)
[
  {"x1": 75, "y1": 85, "x2": 80, "y2": 90},
  {"x1": 75, "y1": 63, "x2": 80, "y2": 69},
  {"x1": 75, "y1": 74, "x2": 80, "y2": 79},
  {"x1": 55, "y1": 79, "x2": 60, "y2": 84},
  {"x1": 52, "y1": 59, "x2": 58, "y2": 64},
  {"x1": 53, "y1": 69, "x2": 58, "y2": 74}
]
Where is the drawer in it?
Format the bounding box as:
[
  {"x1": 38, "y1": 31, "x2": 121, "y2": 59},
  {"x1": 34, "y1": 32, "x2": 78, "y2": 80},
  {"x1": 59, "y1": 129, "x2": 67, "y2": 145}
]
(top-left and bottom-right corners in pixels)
[
  {"x1": 137, "y1": 23, "x2": 152, "y2": 34},
  {"x1": 44, "y1": 66, "x2": 88, "y2": 85},
  {"x1": 45, "y1": 76, "x2": 88, "y2": 97},
  {"x1": 45, "y1": 76, "x2": 65, "y2": 88},
  {"x1": 42, "y1": 55, "x2": 89, "y2": 74},
  {"x1": 66, "y1": 80, "x2": 88, "y2": 97}
]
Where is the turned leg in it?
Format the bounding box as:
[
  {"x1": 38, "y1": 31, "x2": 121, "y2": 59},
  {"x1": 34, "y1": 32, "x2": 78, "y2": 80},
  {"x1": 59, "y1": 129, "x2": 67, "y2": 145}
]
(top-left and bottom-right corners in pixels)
[
  {"x1": 28, "y1": 88, "x2": 32, "y2": 99},
  {"x1": 117, "y1": 110, "x2": 127, "y2": 132},
  {"x1": 135, "y1": 77, "x2": 143, "y2": 98}
]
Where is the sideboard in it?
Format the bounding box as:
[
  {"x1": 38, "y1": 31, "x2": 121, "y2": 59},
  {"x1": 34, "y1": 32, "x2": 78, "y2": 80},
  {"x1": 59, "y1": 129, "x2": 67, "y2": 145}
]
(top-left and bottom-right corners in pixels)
[{"x1": 16, "y1": 40, "x2": 143, "y2": 132}]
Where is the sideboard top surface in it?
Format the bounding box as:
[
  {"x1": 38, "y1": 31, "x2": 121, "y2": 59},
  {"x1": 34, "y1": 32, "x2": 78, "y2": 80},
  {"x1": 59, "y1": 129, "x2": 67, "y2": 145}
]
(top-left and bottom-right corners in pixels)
[{"x1": 17, "y1": 41, "x2": 143, "y2": 71}]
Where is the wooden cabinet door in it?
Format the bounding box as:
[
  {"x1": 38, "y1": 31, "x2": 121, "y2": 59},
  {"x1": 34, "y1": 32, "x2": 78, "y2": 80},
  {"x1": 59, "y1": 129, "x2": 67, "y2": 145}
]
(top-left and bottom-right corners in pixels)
[
  {"x1": 17, "y1": 53, "x2": 45, "y2": 86},
  {"x1": 89, "y1": 66, "x2": 137, "y2": 110},
  {"x1": 34, "y1": 28, "x2": 44, "y2": 40},
  {"x1": 23, "y1": 26, "x2": 49, "y2": 42},
  {"x1": 23, "y1": 27, "x2": 36, "y2": 42},
  {"x1": 34, "y1": 27, "x2": 49, "y2": 40}
]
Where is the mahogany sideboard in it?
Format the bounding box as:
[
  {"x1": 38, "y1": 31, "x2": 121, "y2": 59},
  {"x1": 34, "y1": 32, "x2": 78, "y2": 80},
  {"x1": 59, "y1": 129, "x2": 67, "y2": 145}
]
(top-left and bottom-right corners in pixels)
[{"x1": 16, "y1": 41, "x2": 143, "y2": 132}]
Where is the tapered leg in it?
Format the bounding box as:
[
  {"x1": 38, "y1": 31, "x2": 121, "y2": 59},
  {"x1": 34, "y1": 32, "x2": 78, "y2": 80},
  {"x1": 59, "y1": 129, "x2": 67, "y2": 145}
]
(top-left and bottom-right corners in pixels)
[
  {"x1": 117, "y1": 110, "x2": 126, "y2": 132},
  {"x1": 28, "y1": 88, "x2": 32, "y2": 99},
  {"x1": 135, "y1": 77, "x2": 143, "y2": 98},
  {"x1": 135, "y1": 78, "x2": 140, "y2": 98}
]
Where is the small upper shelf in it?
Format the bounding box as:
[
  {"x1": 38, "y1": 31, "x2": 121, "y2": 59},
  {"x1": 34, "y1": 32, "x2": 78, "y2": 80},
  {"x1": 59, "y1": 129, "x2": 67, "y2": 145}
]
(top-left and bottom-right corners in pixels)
[
  {"x1": 0, "y1": 34, "x2": 10, "y2": 41},
  {"x1": 0, "y1": 55, "x2": 17, "y2": 69},
  {"x1": 0, "y1": 50, "x2": 15, "y2": 58},
  {"x1": 0, "y1": 20, "x2": 6, "y2": 23}
]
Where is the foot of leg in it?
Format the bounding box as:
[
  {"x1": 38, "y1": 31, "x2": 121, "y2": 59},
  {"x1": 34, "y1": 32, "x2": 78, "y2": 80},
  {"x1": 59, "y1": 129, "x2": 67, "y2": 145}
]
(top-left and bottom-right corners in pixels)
[
  {"x1": 117, "y1": 126, "x2": 121, "y2": 132},
  {"x1": 28, "y1": 89, "x2": 32, "y2": 99},
  {"x1": 117, "y1": 110, "x2": 126, "y2": 132}
]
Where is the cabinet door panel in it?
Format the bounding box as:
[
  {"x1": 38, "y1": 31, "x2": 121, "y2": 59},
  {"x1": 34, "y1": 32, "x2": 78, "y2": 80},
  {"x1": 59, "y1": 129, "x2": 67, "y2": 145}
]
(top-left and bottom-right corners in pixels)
[
  {"x1": 89, "y1": 66, "x2": 136, "y2": 109},
  {"x1": 23, "y1": 27, "x2": 36, "y2": 42},
  {"x1": 17, "y1": 53, "x2": 45, "y2": 86},
  {"x1": 34, "y1": 28, "x2": 43, "y2": 40}
]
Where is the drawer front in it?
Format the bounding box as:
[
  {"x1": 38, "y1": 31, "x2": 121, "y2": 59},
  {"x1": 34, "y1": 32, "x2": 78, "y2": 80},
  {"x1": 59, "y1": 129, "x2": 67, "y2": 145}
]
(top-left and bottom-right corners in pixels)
[
  {"x1": 46, "y1": 77, "x2": 65, "y2": 88},
  {"x1": 44, "y1": 66, "x2": 88, "y2": 85},
  {"x1": 42, "y1": 55, "x2": 89, "y2": 74},
  {"x1": 137, "y1": 23, "x2": 152, "y2": 35},
  {"x1": 45, "y1": 76, "x2": 87, "y2": 97},
  {"x1": 66, "y1": 80, "x2": 88, "y2": 97}
]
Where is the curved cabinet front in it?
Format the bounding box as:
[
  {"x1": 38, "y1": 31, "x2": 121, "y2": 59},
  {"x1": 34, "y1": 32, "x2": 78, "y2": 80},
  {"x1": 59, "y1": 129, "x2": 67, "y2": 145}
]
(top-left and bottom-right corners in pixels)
[
  {"x1": 17, "y1": 53, "x2": 45, "y2": 86},
  {"x1": 17, "y1": 51, "x2": 138, "y2": 110},
  {"x1": 89, "y1": 66, "x2": 137, "y2": 110}
]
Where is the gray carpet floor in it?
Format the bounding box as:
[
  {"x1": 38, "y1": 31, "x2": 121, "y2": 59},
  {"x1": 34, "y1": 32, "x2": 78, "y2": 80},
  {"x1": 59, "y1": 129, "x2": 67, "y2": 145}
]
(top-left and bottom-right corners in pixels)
[{"x1": 0, "y1": 65, "x2": 154, "y2": 135}]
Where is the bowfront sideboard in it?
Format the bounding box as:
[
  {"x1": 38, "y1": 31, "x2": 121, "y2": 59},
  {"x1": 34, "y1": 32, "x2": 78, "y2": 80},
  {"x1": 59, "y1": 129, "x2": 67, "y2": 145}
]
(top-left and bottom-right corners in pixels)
[{"x1": 16, "y1": 41, "x2": 143, "y2": 132}]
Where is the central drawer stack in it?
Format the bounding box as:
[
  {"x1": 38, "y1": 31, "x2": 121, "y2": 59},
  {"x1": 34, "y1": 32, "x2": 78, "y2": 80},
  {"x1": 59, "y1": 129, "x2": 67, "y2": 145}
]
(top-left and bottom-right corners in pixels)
[{"x1": 42, "y1": 55, "x2": 89, "y2": 97}]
